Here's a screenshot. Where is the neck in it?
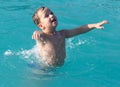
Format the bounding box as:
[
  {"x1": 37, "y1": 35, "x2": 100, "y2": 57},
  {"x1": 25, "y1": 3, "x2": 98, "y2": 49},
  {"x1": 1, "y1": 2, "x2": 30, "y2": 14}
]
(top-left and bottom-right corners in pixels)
[{"x1": 43, "y1": 30, "x2": 56, "y2": 35}]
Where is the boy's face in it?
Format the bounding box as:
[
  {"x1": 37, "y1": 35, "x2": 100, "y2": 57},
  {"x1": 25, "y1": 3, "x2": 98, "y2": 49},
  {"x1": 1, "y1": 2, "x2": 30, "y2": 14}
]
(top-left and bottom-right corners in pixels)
[{"x1": 37, "y1": 8, "x2": 58, "y2": 33}]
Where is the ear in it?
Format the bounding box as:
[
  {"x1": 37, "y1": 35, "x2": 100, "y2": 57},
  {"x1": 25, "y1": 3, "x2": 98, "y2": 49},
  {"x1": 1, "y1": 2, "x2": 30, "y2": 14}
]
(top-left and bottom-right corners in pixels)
[
  {"x1": 38, "y1": 23, "x2": 45, "y2": 30},
  {"x1": 38, "y1": 23, "x2": 42, "y2": 28}
]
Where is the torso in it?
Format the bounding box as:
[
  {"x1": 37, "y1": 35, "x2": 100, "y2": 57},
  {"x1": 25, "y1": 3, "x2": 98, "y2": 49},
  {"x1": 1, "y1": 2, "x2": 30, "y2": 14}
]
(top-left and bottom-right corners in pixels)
[{"x1": 37, "y1": 31, "x2": 66, "y2": 66}]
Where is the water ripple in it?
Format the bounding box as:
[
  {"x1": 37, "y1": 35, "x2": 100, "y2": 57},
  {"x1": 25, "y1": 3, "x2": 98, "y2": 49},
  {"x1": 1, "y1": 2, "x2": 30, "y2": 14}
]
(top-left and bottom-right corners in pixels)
[{"x1": 0, "y1": 5, "x2": 31, "y2": 11}]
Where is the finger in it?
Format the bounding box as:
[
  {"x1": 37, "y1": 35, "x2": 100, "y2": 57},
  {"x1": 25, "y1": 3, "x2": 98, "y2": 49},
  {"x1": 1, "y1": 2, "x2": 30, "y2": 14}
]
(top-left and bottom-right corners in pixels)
[
  {"x1": 32, "y1": 32, "x2": 36, "y2": 39},
  {"x1": 97, "y1": 26, "x2": 104, "y2": 29},
  {"x1": 100, "y1": 21, "x2": 105, "y2": 25},
  {"x1": 38, "y1": 33, "x2": 41, "y2": 38},
  {"x1": 35, "y1": 34, "x2": 38, "y2": 40},
  {"x1": 99, "y1": 26, "x2": 104, "y2": 29},
  {"x1": 102, "y1": 20, "x2": 109, "y2": 24},
  {"x1": 32, "y1": 34, "x2": 35, "y2": 39},
  {"x1": 105, "y1": 20, "x2": 109, "y2": 24},
  {"x1": 37, "y1": 34, "x2": 39, "y2": 40}
]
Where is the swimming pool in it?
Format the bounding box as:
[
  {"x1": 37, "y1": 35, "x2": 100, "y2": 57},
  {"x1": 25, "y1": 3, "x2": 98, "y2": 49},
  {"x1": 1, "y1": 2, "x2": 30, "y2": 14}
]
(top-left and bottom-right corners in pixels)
[{"x1": 0, "y1": 0, "x2": 120, "y2": 87}]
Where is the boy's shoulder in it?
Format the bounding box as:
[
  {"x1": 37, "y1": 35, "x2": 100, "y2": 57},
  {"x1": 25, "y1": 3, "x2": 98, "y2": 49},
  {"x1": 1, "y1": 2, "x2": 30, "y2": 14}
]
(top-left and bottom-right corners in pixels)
[
  {"x1": 35, "y1": 30, "x2": 45, "y2": 35},
  {"x1": 32, "y1": 30, "x2": 45, "y2": 40},
  {"x1": 58, "y1": 29, "x2": 66, "y2": 37}
]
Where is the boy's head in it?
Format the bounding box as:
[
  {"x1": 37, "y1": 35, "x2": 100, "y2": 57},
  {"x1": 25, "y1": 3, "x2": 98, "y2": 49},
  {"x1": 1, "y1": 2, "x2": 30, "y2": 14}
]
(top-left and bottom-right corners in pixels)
[{"x1": 32, "y1": 7, "x2": 57, "y2": 33}]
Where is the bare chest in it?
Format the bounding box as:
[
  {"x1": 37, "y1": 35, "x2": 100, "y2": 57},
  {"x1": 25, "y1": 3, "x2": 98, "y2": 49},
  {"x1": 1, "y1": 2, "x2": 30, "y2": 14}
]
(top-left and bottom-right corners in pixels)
[{"x1": 45, "y1": 32, "x2": 65, "y2": 48}]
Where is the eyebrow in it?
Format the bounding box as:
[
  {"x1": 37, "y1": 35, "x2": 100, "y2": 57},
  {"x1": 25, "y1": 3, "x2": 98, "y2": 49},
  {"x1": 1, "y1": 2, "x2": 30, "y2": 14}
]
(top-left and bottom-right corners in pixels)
[{"x1": 42, "y1": 9, "x2": 51, "y2": 16}]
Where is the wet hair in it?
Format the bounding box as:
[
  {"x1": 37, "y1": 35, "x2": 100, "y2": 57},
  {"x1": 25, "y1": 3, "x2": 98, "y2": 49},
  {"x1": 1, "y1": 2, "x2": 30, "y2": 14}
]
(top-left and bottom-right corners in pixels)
[{"x1": 32, "y1": 7, "x2": 45, "y2": 25}]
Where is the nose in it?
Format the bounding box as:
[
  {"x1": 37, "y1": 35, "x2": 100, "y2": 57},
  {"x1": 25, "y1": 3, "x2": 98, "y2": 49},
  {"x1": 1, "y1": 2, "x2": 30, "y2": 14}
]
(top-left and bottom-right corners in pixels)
[{"x1": 49, "y1": 14, "x2": 54, "y2": 18}]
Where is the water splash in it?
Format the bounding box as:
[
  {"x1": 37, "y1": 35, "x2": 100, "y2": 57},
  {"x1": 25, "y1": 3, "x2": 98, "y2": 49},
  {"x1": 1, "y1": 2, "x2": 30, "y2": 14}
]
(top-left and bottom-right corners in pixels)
[
  {"x1": 4, "y1": 37, "x2": 95, "y2": 57},
  {"x1": 3, "y1": 37, "x2": 95, "y2": 70},
  {"x1": 4, "y1": 45, "x2": 39, "y2": 57},
  {"x1": 4, "y1": 45, "x2": 41, "y2": 65},
  {"x1": 4, "y1": 49, "x2": 13, "y2": 56},
  {"x1": 66, "y1": 37, "x2": 95, "y2": 48}
]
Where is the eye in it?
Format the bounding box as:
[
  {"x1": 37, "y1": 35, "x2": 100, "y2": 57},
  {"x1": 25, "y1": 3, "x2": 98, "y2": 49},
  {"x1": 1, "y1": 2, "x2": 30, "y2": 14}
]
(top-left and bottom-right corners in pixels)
[{"x1": 45, "y1": 14, "x2": 49, "y2": 17}]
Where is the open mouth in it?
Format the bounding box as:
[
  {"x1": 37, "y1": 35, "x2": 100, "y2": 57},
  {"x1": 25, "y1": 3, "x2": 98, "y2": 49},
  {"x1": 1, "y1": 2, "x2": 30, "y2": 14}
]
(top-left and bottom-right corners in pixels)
[{"x1": 51, "y1": 18, "x2": 57, "y2": 23}]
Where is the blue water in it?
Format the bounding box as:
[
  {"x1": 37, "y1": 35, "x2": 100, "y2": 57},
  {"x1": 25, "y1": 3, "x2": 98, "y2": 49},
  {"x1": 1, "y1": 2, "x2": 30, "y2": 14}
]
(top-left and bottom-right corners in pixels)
[{"x1": 0, "y1": 0, "x2": 120, "y2": 87}]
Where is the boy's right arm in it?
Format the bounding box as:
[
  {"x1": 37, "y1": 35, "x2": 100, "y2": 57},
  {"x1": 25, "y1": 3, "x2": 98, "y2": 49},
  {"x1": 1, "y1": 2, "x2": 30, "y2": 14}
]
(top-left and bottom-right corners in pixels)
[{"x1": 32, "y1": 30, "x2": 44, "y2": 43}]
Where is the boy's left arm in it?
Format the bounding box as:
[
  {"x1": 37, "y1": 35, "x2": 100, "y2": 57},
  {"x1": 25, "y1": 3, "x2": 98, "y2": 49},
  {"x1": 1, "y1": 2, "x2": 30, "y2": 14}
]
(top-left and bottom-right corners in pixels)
[{"x1": 62, "y1": 20, "x2": 109, "y2": 38}]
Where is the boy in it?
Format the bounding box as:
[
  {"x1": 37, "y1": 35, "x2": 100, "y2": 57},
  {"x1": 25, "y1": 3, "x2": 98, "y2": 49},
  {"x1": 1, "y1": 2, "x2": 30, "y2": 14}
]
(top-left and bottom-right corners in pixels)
[{"x1": 32, "y1": 7, "x2": 109, "y2": 67}]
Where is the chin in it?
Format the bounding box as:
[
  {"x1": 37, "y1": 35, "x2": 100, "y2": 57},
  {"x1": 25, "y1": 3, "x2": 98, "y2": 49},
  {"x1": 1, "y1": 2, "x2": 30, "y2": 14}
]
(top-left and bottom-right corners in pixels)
[
  {"x1": 53, "y1": 21, "x2": 58, "y2": 26},
  {"x1": 53, "y1": 24, "x2": 57, "y2": 28},
  {"x1": 56, "y1": 22, "x2": 58, "y2": 26}
]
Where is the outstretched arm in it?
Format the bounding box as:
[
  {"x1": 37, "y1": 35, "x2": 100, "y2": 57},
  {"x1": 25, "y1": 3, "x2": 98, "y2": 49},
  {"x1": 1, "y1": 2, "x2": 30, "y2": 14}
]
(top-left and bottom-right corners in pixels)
[{"x1": 62, "y1": 20, "x2": 109, "y2": 38}]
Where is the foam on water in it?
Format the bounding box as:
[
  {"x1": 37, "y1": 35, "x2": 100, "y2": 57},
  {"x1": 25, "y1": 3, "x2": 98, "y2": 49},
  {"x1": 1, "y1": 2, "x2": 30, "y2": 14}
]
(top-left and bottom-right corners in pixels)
[
  {"x1": 3, "y1": 37, "x2": 94, "y2": 70},
  {"x1": 4, "y1": 37, "x2": 90, "y2": 57},
  {"x1": 4, "y1": 45, "x2": 40, "y2": 65},
  {"x1": 5, "y1": 45, "x2": 39, "y2": 57},
  {"x1": 66, "y1": 36, "x2": 95, "y2": 48}
]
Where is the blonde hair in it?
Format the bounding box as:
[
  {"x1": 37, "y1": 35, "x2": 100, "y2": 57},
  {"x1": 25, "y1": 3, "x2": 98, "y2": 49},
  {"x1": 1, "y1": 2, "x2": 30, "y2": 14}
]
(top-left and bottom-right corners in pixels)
[{"x1": 32, "y1": 7, "x2": 45, "y2": 25}]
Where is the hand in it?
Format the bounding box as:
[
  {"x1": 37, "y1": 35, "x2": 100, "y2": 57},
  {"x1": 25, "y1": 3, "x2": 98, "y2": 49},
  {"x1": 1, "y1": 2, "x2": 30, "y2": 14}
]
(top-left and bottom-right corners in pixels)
[
  {"x1": 32, "y1": 30, "x2": 43, "y2": 40},
  {"x1": 95, "y1": 20, "x2": 109, "y2": 29}
]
